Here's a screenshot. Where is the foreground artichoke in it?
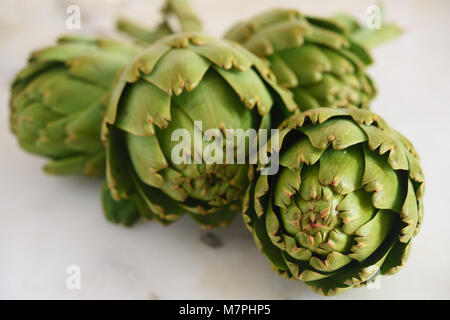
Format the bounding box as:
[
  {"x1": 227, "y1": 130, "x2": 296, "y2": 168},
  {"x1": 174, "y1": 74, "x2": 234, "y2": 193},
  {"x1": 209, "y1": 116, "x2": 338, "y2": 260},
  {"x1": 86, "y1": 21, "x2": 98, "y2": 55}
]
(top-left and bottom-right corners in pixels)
[
  {"x1": 10, "y1": 35, "x2": 140, "y2": 177},
  {"x1": 225, "y1": 9, "x2": 376, "y2": 110},
  {"x1": 102, "y1": 33, "x2": 297, "y2": 228},
  {"x1": 243, "y1": 108, "x2": 424, "y2": 295}
]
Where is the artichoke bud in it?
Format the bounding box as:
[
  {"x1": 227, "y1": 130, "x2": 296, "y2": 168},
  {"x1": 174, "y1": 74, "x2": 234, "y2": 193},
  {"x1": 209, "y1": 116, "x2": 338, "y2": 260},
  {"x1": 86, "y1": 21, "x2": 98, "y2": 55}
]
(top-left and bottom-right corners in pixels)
[
  {"x1": 243, "y1": 108, "x2": 424, "y2": 295},
  {"x1": 102, "y1": 33, "x2": 298, "y2": 228},
  {"x1": 10, "y1": 35, "x2": 140, "y2": 177},
  {"x1": 225, "y1": 9, "x2": 377, "y2": 111}
]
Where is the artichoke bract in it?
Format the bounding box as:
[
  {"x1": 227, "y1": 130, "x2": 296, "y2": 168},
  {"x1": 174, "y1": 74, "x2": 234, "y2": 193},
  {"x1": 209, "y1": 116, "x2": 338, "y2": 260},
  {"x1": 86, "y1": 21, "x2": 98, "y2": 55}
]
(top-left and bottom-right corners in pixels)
[
  {"x1": 117, "y1": 0, "x2": 203, "y2": 45},
  {"x1": 102, "y1": 33, "x2": 297, "y2": 228},
  {"x1": 10, "y1": 35, "x2": 140, "y2": 177},
  {"x1": 225, "y1": 9, "x2": 376, "y2": 111},
  {"x1": 243, "y1": 108, "x2": 424, "y2": 295}
]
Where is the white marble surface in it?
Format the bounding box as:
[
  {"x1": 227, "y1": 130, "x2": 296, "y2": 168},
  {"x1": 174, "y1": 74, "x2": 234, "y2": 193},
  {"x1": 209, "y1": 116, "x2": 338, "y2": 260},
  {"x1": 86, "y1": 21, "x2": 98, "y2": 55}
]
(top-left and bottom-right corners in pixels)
[{"x1": 1, "y1": 0, "x2": 449, "y2": 299}]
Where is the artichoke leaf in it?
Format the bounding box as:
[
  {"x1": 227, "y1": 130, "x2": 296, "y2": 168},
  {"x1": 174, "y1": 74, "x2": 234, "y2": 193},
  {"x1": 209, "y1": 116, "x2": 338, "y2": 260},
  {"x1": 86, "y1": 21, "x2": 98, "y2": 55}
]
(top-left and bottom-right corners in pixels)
[
  {"x1": 362, "y1": 145, "x2": 405, "y2": 211},
  {"x1": 349, "y1": 210, "x2": 397, "y2": 262},
  {"x1": 116, "y1": 80, "x2": 172, "y2": 136},
  {"x1": 337, "y1": 190, "x2": 377, "y2": 235},
  {"x1": 309, "y1": 251, "x2": 352, "y2": 272},
  {"x1": 318, "y1": 145, "x2": 364, "y2": 195},
  {"x1": 398, "y1": 179, "x2": 419, "y2": 243},
  {"x1": 143, "y1": 48, "x2": 211, "y2": 95},
  {"x1": 273, "y1": 166, "x2": 301, "y2": 208},
  {"x1": 267, "y1": 54, "x2": 298, "y2": 88},
  {"x1": 279, "y1": 45, "x2": 331, "y2": 86},
  {"x1": 192, "y1": 38, "x2": 253, "y2": 71},
  {"x1": 214, "y1": 66, "x2": 273, "y2": 113},
  {"x1": 126, "y1": 133, "x2": 168, "y2": 188},
  {"x1": 300, "y1": 118, "x2": 367, "y2": 151},
  {"x1": 380, "y1": 240, "x2": 412, "y2": 275},
  {"x1": 279, "y1": 136, "x2": 324, "y2": 170}
]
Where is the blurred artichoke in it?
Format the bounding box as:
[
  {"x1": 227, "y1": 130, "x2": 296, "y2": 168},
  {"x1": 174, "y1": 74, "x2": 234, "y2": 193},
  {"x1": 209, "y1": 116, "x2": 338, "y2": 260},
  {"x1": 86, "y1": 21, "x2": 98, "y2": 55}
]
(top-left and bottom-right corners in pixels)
[
  {"x1": 243, "y1": 108, "x2": 424, "y2": 295},
  {"x1": 225, "y1": 9, "x2": 377, "y2": 110},
  {"x1": 10, "y1": 35, "x2": 140, "y2": 177},
  {"x1": 102, "y1": 33, "x2": 297, "y2": 228}
]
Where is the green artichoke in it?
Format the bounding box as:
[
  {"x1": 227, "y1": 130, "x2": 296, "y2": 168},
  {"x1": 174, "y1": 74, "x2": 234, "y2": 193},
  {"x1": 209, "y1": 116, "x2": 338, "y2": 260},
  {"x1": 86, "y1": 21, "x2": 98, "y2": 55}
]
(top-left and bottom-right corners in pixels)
[
  {"x1": 243, "y1": 108, "x2": 424, "y2": 295},
  {"x1": 225, "y1": 9, "x2": 376, "y2": 110},
  {"x1": 102, "y1": 33, "x2": 297, "y2": 228},
  {"x1": 10, "y1": 35, "x2": 140, "y2": 177}
]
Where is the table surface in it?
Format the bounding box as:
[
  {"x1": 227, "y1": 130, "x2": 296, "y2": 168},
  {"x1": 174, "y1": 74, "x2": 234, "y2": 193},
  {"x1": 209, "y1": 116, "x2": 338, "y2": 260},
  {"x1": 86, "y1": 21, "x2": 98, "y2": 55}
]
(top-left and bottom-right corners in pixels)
[{"x1": 1, "y1": 0, "x2": 449, "y2": 299}]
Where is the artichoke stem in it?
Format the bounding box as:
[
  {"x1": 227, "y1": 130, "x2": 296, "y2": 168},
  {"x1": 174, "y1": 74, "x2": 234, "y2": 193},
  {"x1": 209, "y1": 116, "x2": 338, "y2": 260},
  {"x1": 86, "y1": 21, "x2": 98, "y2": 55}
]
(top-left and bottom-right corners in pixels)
[
  {"x1": 351, "y1": 24, "x2": 403, "y2": 49},
  {"x1": 116, "y1": 18, "x2": 171, "y2": 44},
  {"x1": 163, "y1": 0, "x2": 203, "y2": 32},
  {"x1": 116, "y1": 0, "x2": 203, "y2": 45}
]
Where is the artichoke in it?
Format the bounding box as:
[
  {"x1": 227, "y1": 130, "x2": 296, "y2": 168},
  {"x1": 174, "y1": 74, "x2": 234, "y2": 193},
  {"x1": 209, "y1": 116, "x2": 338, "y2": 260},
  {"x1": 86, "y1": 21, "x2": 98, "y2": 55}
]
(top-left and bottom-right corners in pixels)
[
  {"x1": 243, "y1": 108, "x2": 424, "y2": 295},
  {"x1": 225, "y1": 9, "x2": 376, "y2": 110},
  {"x1": 10, "y1": 35, "x2": 140, "y2": 177},
  {"x1": 102, "y1": 33, "x2": 297, "y2": 228}
]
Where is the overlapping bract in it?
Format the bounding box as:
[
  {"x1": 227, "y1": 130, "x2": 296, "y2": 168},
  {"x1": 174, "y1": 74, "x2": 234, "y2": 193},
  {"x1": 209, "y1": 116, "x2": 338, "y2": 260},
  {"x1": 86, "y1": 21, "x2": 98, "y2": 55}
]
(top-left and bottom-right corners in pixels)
[
  {"x1": 102, "y1": 33, "x2": 297, "y2": 228},
  {"x1": 10, "y1": 35, "x2": 140, "y2": 177},
  {"x1": 243, "y1": 108, "x2": 424, "y2": 295},
  {"x1": 225, "y1": 9, "x2": 376, "y2": 110}
]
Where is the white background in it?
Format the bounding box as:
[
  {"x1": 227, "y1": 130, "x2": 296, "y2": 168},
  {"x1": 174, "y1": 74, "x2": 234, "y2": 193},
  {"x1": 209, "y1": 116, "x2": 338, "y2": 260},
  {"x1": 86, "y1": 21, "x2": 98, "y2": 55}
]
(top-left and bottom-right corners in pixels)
[{"x1": 0, "y1": 0, "x2": 449, "y2": 299}]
